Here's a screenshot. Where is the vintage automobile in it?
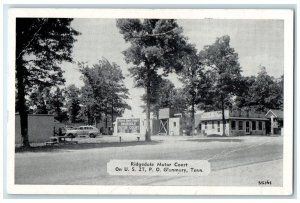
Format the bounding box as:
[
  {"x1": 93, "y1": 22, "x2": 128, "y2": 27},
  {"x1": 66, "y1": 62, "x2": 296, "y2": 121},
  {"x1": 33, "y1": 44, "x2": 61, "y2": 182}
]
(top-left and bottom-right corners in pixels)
[{"x1": 65, "y1": 126, "x2": 100, "y2": 138}]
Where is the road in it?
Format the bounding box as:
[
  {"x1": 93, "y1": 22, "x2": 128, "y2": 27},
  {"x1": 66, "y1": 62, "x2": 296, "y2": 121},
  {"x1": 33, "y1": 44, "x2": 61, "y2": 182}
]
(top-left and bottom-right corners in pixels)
[{"x1": 15, "y1": 135, "x2": 283, "y2": 186}]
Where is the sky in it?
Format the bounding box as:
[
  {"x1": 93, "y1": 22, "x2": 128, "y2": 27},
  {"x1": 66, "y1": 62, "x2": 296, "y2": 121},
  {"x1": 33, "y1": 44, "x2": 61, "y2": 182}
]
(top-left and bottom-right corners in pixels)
[{"x1": 61, "y1": 18, "x2": 284, "y2": 118}]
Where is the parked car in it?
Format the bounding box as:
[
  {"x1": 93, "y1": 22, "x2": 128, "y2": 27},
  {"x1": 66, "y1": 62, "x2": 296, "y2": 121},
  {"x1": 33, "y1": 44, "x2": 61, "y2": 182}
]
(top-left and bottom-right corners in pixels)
[{"x1": 65, "y1": 126, "x2": 100, "y2": 138}]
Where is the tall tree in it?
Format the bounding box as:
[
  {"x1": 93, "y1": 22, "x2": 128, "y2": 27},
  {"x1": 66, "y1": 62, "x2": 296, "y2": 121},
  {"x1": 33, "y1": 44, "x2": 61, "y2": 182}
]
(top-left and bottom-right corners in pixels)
[
  {"x1": 116, "y1": 19, "x2": 193, "y2": 141},
  {"x1": 16, "y1": 18, "x2": 79, "y2": 147},
  {"x1": 201, "y1": 35, "x2": 242, "y2": 136},
  {"x1": 179, "y1": 48, "x2": 213, "y2": 136},
  {"x1": 79, "y1": 59, "x2": 130, "y2": 127},
  {"x1": 65, "y1": 85, "x2": 81, "y2": 123}
]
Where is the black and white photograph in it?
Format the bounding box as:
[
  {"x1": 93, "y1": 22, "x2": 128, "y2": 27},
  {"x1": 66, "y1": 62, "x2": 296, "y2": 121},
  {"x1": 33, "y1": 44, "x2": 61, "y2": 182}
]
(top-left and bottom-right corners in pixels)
[{"x1": 7, "y1": 9, "x2": 294, "y2": 195}]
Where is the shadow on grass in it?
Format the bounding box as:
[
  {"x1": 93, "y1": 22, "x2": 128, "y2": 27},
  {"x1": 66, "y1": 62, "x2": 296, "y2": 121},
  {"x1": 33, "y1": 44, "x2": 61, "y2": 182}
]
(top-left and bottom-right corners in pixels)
[
  {"x1": 15, "y1": 140, "x2": 161, "y2": 153},
  {"x1": 186, "y1": 138, "x2": 243, "y2": 143}
]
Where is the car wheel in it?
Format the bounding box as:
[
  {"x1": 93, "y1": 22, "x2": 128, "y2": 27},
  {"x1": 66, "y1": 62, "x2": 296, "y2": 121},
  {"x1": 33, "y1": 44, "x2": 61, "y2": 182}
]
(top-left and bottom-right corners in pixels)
[{"x1": 89, "y1": 133, "x2": 95, "y2": 138}]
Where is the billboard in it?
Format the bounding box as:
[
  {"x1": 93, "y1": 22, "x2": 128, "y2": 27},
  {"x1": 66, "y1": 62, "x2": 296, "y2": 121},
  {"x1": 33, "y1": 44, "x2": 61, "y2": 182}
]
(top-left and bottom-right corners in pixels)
[{"x1": 117, "y1": 118, "x2": 140, "y2": 133}]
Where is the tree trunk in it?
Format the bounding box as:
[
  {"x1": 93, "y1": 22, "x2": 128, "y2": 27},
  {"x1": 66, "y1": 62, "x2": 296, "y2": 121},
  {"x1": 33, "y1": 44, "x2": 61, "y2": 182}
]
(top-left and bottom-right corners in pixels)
[
  {"x1": 190, "y1": 68, "x2": 196, "y2": 136},
  {"x1": 70, "y1": 102, "x2": 76, "y2": 123},
  {"x1": 98, "y1": 105, "x2": 102, "y2": 130},
  {"x1": 16, "y1": 61, "x2": 30, "y2": 147},
  {"x1": 55, "y1": 91, "x2": 61, "y2": 122},
  {"x1": 105, "y1": 102, "x2": 108, "y2": 128},
  {"x1": 105, "y1": 102, "x2": 108, "y2": 135},
  {"x1": 145, "y1": 81, "x2": 151, "y2": 141},
  {"x1": 111, "y1": 100, "x2": 114, "y2": 129},
  {"x1": 191, "y1": 101, "x2": 195, "y2": 136},
  {"x1": 87, "y1": 106, "x2": 91, "y2": 125},
  {"x1": 221, "y1": 95, "x2": 226, "y2": 136}
]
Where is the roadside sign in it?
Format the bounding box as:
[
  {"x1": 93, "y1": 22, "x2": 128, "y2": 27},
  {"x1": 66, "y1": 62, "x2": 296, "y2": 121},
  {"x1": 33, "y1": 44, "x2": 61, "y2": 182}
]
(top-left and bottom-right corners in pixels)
[{"x1": 117, "y1": 118, "x2": 140, "y2": 133}]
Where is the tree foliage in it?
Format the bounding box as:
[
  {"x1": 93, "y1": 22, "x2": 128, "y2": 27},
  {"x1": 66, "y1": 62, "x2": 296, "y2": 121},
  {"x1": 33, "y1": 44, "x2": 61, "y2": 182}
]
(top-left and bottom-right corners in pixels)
[
  {"x1": 27, "y1": 86, "x2": 67, "y2": 122},
  {"x1": 171, "y1": 88, "x2": 189, "y2": 115},
  {"x1": 141, "y1": 78, "x2": 177, "y2": 119},
  {"x1": 235, "y1": 66, "x2": 284, "y2": 112},
  {"x1": 28, "y1": 86, "x2": 51, "y2": 114},
  {"x1": 16, "y1": 18, "x2": 79, "y2": 89}
]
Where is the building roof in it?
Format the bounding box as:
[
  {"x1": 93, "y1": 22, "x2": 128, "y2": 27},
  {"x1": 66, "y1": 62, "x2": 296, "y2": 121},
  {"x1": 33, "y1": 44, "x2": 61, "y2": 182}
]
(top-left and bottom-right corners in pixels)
[
  {"x1": 15, "y1": 113, "x2": 54, "y2": 117},
  {"x1": 200, "y1": 117, "x2": 268, "y2": 121},
  {"x1": 194, "y1": 110, "x2": 269, "y2": 125},
  {"x1": 265, "y1": 109, "x2": 283, "y2": 119}
]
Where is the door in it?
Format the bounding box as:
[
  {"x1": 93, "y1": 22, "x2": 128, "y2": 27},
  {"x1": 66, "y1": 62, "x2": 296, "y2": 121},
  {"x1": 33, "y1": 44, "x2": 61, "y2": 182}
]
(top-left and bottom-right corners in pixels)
[
  {"x1": 246, "y1": 121, "x2": 250, "y2": 134},
  {"x1": 159, "y1": 119, "x2": 169, "y2": 135},
  {"x1": 266, "y1": 119, "x2": 271, "y2": 135}
]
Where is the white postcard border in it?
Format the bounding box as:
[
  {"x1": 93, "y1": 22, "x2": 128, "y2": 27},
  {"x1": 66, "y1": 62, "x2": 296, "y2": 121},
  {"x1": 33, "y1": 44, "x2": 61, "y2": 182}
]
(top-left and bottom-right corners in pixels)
[{"x1": 6, "y1": 8, "x2": 294, "y2": 195}]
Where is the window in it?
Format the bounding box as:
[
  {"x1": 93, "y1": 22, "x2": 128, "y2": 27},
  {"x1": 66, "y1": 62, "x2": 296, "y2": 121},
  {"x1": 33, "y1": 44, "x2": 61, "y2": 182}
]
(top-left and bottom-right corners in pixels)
[
  {"x1": 259, "y1": 121, "x2": 262, "y2": 130},
  {"x1": 238, "y1": 121, "x2": 243, "y2": 130},
  {"x1": 205, "y1": 122, "x2": 207, "y2": 129},
  {"x1": 212, "y1": 121, "x2": 215, "y2": 129},
  {"x1": 217, "y1": 121, "x2": 220, "y2": 127},
  {"x1": 173, "y1": 122, "x2": 176, "y2": 127},
  {"x1": 252, "y1": 121, "x2": 256, "y2": 130},
  {"x1": 231, "y1": 121, "x2": 236, "y2": 130}
]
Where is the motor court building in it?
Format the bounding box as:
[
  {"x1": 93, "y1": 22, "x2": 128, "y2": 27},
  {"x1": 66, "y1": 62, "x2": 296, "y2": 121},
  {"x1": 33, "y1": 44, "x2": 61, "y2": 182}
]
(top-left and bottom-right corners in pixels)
[
  {"x1": 15, "y1": 114, "x2": 55, "y2": 144},
  {"x1": 195, "y1": 110, "x2": 268, "y2": 136},
  {"x1": 265, "y1": 109, "x2": 284, "y2": 135}
]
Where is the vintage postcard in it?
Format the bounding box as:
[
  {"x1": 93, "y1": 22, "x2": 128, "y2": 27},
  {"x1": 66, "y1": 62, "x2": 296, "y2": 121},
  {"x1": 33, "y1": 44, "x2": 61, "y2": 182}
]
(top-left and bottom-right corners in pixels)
[{"x1": 7, "y1": 8, "x2": 294, "y2": 195}]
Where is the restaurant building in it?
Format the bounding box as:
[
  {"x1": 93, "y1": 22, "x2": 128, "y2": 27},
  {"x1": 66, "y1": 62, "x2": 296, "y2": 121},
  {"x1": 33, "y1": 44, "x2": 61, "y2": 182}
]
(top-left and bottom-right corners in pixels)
[{"x1": 195, "y1": 110, "x2": 268, "y2": 136}]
